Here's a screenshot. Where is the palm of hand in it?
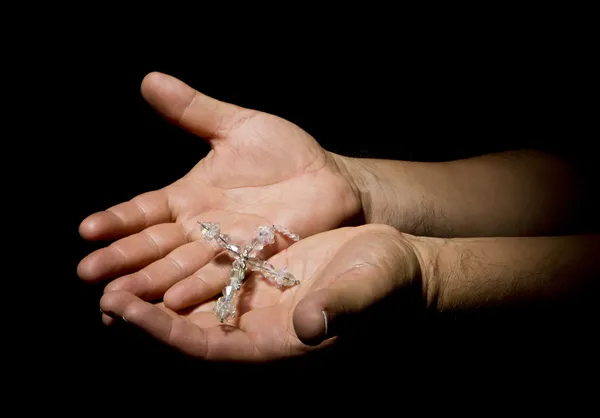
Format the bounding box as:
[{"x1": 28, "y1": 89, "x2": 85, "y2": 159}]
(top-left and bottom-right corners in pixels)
[
  {"x1": 167, "y1": 109, "x2": 359, "y2": 238},
  {"x1": 78, "y1": 72, "x2": 367, "y2": 361},
  {"x1": 100, "y1": 225, "x2": 410, "y2": 361},
  {"x1": 78, "y1": 72, "x2": 360, "y2": 281}
]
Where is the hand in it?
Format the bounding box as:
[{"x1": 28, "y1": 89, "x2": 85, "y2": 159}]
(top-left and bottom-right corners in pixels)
[
  {"x1": 98, "y1": 224, "x2": 424, "y2": 361},
  {"x1": 78, "y1": 72, "x2": 362, "y2": 300}
]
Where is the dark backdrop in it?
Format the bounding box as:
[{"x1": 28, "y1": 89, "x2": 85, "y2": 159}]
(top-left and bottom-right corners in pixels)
[{"x1": 50, "y1": 26, "x2": 596, "y2": 391}]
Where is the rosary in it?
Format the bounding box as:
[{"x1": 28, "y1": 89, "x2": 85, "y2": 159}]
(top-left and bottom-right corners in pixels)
[{"x1": 199, "y1": 221, "x2": 301, "y2": 323}]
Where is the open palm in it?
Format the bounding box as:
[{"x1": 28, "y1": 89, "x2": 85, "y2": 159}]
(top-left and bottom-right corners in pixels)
[
  {"x1": 78, "y1": 72, "x2": 362, "y2": 306},
  {"x1": 99, "y1": 224, "x2": 421, "y2": 361}
]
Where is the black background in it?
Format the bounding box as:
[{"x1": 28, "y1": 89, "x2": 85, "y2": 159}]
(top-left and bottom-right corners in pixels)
[{"x1": 37, "y1": 14, "x2": 597, "y2": 395}]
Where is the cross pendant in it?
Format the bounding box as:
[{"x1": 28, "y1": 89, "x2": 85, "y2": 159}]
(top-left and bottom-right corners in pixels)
[{"x1": 198, "y1": 222, "x2": 301, "y2": 323}]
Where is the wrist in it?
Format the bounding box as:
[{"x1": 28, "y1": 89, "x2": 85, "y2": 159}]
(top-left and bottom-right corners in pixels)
[
  {"x1": 328, "y1": 152, "x2": 369, "y2": 220},
  {"x1": 402, "y1": 234, "x2": 450, "y2": 311},
  {"x1": 330, "y1": 153, "x2": 388, "y2": 225},
  {"x1": 332, "y1": 153, "x2": 434, "y2": 234}
]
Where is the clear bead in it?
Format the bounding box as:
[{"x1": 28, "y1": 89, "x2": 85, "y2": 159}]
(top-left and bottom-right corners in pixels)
[
  {"x1": 229, "y1": 278, "x2": 243, "y2": 290},
  {"x1": 232, "y1": 259, "x2": 242, "y2": 270},
  {"x1": 214, "y1": 295, "x2": 236, "y2": 323},
  {"x1": 200, "y1": 222, "x2": 220, "y2": 240},
  {"x1": 222, "y1": 285, "x2": 234, "y2": 297},
  {"x1": 274, "y1": 267, "x2": 299, "y2": 288},
  {"x1": 274, "y1": 225, "x2": 300, "y2": 241},
  {"x1": 255, "y1": 225, "x2": 275, "y2": 245},
  {"x1": 231, "y1": 270, "x2": 245, "y2": 287},
  {"x1": 244, "y1": 240, "x2": 264, "y2": 257}
]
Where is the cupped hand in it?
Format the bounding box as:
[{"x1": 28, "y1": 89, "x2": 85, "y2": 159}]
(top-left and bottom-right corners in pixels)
[
  {"x1": 78, "y1": 72, "x2": 362, "y2": 301},
  {"x1": 99, "y1": 224, "x2": 424, "y2": 362}
]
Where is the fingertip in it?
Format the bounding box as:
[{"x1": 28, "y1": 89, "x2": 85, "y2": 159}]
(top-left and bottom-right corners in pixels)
[
  {"x1": 140, "y1": 71, "x2": 194, "y2": 116},
  {"x1": 77, "y1": 248, "x2": 119, "y2": 283},
  {"x1": 78, "y1": 212, "x2": 103, "y2": 239},
  {"x1": 77, "y1": 254, "x2": 98, "y2": 282},
  {"x1": 103, "y1": 276, "x2": 130, "y2": 294},
  {"x1": 79, "y1": 212, "x2": 121, "y2": 241},
  {"x1": 293, "y1": 290, "x2": 329, "y2": 346},
  {"x1": 99, "y1": 289, "x2": 134, "y2": 318},
  {"x1": 102, "y1": 313, "x2": 115, "y2": 326},
  {"x1": 99, "y1": 290, "x2": 120, "y2": 314},
  {"x1": 162, "y1": 282, "x2": 187, "y2": 311},
  {"x1": 141, "y1": 71, "x2": 168, "y2": 97}
]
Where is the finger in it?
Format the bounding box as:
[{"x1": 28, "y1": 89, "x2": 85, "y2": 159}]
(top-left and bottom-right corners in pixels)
[
  {"x1": 293, "y1": 268, "x2": 384, "y2": 346},
  {"x1": 141, "y1": 72, "x2": 244, "y2": 142},
  {"x1": 102, "y1": 301, "x2": 178, "y2": 326},
  {"x1": 183, "y1": 308, "x2": 222, "y2": 328},
  {"x1": 100, "y1": 291, "x2": 255, "y2": 360},
  {"x1": 77, "y1": 223, "x2": 187, "y2": 283},
  {"x1": 103, "y1": 240, "x2": 218, "y2": 301},
  {"x1": 79, "y1": 189, "x2": 172, "y2": 241},
  {"x1": 100, "y1": 290, "x2": 207, "y2": 357},
  {"x1": 163, "y1": 253, "x2": 233, "y2": 311},
  {"x1": 102, "y1": 313, "x2": 114, "y2": 326},
  {"x1": 163, "y1": 221, "x2": 296, "y2": 311},
  {"x1": 293, "y1": 226, "x2": 419, "y2": 345}
]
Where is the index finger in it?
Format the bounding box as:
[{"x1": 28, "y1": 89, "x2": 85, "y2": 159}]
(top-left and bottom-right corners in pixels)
[
  {"x1": 100, "y1": 291, "x2": 256, "y2": 361},
  {"x1": 79, "y1": 188, "x2": 172, "y2": 241}
]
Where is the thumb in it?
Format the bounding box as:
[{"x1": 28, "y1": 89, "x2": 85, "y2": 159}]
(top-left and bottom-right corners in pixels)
[
  {"x1": 293, "y1": 226, "x2": 422, "y2": 346},
  {"x1": 140, "y1": 71, "x2": 243, "y2": 142}
]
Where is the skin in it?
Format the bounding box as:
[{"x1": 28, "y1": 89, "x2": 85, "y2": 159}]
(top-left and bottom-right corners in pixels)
[
  {"x1": 98, "y1": 226, "x2": 600, "y2": 361},
  {"x1": 78, "y1": 72, "x2": 361, "y2": 288},
  {"x1": 99, "y1": 224, "x2": 421, "y2": 361},
  {"x1": 79, "y1": 72, "x2": 596, "y2": 362},
  {"x1": 346, "y1": 149, "x2": 589, "y2": 237}
]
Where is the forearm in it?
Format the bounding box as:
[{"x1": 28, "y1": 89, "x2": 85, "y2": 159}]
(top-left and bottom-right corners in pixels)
[
  {"x1": 411, "y1": 233, "x2": 600, "y2": 311},
  {"x1": 341, "y1": 149, "x2": 590, "y2": 237}
]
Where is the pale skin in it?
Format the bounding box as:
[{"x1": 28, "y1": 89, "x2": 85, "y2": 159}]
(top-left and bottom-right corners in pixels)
[{"x1": 79, "y1": 72, "x2": 598, "y2": 362}]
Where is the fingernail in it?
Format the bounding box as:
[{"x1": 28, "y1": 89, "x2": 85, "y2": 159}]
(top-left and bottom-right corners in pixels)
[
  {"x1": 122, "y1": 315, "x2": 129, "y2": 323},
  {"x1": 322, "y1": 310, "x2": 328, "y2": 337}
]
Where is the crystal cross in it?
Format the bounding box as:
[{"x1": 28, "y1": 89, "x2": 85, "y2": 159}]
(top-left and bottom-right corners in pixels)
[{"x1": 198, "y1": 221, "x2": 301, "y2": 323}]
